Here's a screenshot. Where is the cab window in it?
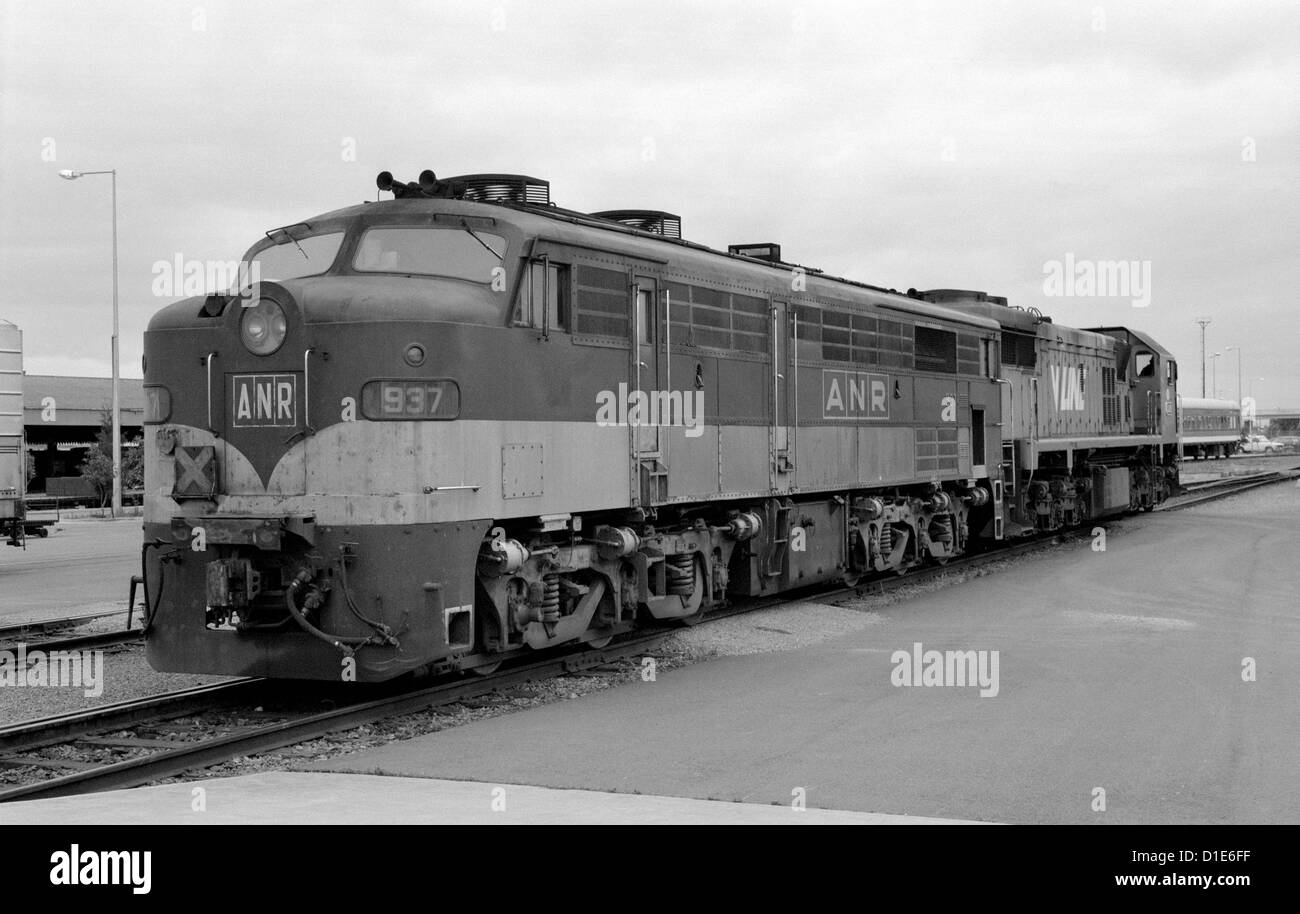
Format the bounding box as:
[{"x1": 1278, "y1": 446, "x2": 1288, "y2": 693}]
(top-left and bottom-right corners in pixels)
[
  {"x1": 245, "y1": 230, "x2": 345, "y2": 284},
  {"x1": 1135, "y1": 352, "x2": 1156, "y2": 377},
  {"x1": 353, "y1": 227, "x2": 505, "y2": 282},
  {"x1": 515, "y1": 261, "x2": 569, "y2": 331}
]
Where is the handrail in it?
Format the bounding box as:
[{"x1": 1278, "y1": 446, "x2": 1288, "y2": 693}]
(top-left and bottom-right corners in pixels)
[
  {"x1": 303, "y1": 348, "x2": 316, "y2": 431},
  {"x1": 663, "y1": 286, "x2": 670, "y2": 466},
  {"x1": 205, "y1": 351, "x2": 217, "y2": 432},
  {"x1": 792, "y1": 310, "x2": 799, "y2": 479}
]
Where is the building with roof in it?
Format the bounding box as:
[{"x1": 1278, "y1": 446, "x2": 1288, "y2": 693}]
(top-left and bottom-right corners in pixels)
[{"x1": 22, "y1": 375, "x2": 144, "y2": 494}]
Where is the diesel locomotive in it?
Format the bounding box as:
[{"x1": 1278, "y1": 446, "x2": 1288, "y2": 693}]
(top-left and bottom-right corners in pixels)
[{"x1": 140, "y1": 170, "x2": 1181, "y2": 681}]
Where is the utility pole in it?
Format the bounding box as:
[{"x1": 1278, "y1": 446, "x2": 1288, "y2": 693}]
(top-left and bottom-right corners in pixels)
[
  {"x1": 59, "y1": 168, "x2": 120, "y2": 516},
  {"x1": 1225, "y1": 346, "x2": 1243, "y2": 407},
  {"x1": 1195, "y1": 318, "x2": 1211, "y2": 397}
]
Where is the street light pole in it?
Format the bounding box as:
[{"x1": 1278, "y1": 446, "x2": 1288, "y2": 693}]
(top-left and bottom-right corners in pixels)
[
  {"x1": 110, "y1": 170, "x2": 120, "y2": 517},
  {"x1": 1195, "y1": 318, "x2": 1211, "y2": 397},
  {"x1": 1222, "y1": 345, "x2": 1242, "y2": 408},
  {"x1": 1225, "y1": 345, "x2": 1243, "y2": 407},
  {"x1": 58, "y1": 168, "x2": 120, "y2": 516},
  {"x1": 1210, "y1": 352, "x2": 1221, "y2": 398}
]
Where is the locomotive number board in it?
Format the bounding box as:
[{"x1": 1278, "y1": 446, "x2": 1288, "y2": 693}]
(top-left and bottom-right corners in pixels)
[{"x1": 361, "y1": 379, "x2": 461, "y2": 420}]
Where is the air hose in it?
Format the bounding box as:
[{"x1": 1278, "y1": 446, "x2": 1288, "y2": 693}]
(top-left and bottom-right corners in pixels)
[
  {"x1": 140, "y1": 540, "x2": 173, "y2": 634},
  {"x1": 284, "y1": 570, "x2": 375, "y2": 654}
]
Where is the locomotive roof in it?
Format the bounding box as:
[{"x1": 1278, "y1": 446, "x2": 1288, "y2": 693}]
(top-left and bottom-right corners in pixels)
[
  {"x1": 304, "y1": 197, "x2": 1002, "y2": 333},
  {"x1": 1086, "y1": 326, "x2": 1174, "y2": 360}
]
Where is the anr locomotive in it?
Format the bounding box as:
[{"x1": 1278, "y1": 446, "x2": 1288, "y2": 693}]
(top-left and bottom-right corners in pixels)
[{"x1": 141, "y1": 171, "x2": 1181, "y2": 681}]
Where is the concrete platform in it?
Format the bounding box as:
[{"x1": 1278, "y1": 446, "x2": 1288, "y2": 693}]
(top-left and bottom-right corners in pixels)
[{"x1": 0, "y1": 772, "x2": 982, "y2": 824}]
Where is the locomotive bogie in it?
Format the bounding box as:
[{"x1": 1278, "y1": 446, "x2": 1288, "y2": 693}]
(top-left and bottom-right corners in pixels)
[{"x1": 846, "y1": 489, "x2": 977, "y2": 579}]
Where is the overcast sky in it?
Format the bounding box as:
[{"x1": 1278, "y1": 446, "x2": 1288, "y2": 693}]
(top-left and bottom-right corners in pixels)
[{"x1": 2, "y1": 0, "x2": 1296, "y2": 407}]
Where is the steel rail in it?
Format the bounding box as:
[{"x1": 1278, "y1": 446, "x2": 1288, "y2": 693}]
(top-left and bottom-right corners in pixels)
[
  {"x1": 1179, "y1": 470, "x2": 1287, "y2": 492},
  {"x1": 0, "y1": 678, "x2": 267, "y2": 755},
  {"x1": 0, "y1": 627, "x2": 143, "y2": 655},
  {"x1": 1159, "y1": 471, "x2": 1297, "y2": 511},
  {"x1": 0, "y1": 610, "x2": 133, "y2": 642}
]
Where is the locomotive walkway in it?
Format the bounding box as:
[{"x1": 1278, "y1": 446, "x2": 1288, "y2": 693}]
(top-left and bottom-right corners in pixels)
[{"x1": 1, "y1": 481, "x2": 1297, "y2": 824}]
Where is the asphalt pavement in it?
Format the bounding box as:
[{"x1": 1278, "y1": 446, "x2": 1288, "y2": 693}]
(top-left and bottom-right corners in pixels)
[{"x1": 0, "y1": 516, "x2": 142, "y2": 620}]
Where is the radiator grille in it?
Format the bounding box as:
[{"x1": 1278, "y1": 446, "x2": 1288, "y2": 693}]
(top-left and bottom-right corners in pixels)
[
  {"x1": 1102, "y1": 366, "x2": 1120, "y2": 426},
  {"x1": 915, "y1": 326, "x2": 957, "y2": 374}
]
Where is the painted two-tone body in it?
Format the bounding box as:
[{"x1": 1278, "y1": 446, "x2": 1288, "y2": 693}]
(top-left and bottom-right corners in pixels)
[{"x1": 141, "y1": 178, "x2": 1178, "y2": 682}]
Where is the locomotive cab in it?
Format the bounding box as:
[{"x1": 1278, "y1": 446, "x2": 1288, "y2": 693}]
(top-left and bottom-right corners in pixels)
[{"x1": 1089, "y1": 327, "x2": 1179, "y2": 442}]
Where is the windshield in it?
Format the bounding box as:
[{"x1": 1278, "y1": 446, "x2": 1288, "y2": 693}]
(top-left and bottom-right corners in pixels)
[
  {"x1": 243, "y1": 230, "x2": 345, "y2": 285},
  {"x1": 352, "y1": 227, "x2": 506, "y2": 283}
]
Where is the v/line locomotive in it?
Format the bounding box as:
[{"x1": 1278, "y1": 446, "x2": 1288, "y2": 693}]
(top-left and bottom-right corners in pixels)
[{"x1": 141, "y1": 170, "x2": 1180, "y2": 682}]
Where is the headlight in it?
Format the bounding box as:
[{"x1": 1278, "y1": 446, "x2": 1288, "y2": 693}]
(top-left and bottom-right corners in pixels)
[{"x1": 240, "y1": 297, "x2": 288, "y2": 356}]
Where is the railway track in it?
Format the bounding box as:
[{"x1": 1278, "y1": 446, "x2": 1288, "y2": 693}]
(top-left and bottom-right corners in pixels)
[
  {"x1": 1162, "y1": 467, "x2": 1299, "y2": 511},
  {"x1": 0, "y1": 633, "x2": 673, "y2": 803},
  {"x1": 1, "y1": 478, "x2": 1290, "y2": 805},
  {"x1": 0, "y1": 609, "x2": 142, "y2": 653},
  {"x1": 0, "y1": 679, "x2": 268, "y2": 756}
]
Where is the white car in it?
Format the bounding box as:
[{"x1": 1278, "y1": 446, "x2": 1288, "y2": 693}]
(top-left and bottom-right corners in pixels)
[{"x1": 1240, "y1": 435, "x2": 1282, "y2": 454}]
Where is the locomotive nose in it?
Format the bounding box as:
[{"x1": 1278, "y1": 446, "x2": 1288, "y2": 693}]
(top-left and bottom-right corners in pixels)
[{"x1": 212, "y1": 282, "x2": 313, "y2": 494}]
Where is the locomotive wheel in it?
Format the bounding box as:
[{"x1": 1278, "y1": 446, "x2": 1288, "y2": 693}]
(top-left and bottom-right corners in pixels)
[
  {"x1": 469, "y1": 660, "x2": 502, "y2": 676},
  {"x1": 585, "y1": 634, "x2": 614, "y2": 650}
]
